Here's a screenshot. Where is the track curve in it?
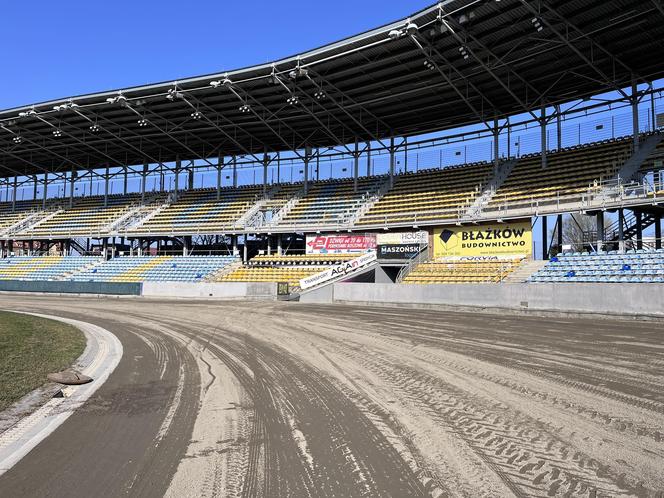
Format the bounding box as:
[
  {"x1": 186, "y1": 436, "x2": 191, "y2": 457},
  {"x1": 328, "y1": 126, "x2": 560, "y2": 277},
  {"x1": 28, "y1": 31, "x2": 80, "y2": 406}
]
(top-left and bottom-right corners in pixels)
[{"x1": 0, "y1": 295, "x2": 662, "y2": 498}]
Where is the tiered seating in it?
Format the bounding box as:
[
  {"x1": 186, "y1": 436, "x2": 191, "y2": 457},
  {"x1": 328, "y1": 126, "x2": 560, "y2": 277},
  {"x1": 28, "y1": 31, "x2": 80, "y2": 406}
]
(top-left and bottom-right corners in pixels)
[
  {"x1": 215, "y1": 254, "x2": 356, "y2": 286},
  {"x1": 277, "y1": 177, "x2": 383, "y2": 227},
  {"x1": 130, "y1": 186, "x2": 261, "y2": 234},
  {"x1": 19, "y1": 194, "x2": 140, "y2": 237},
  {"x1": 0, "y1": 200, "x2": 45, "y2": 233},
  {"x1": 71, "y1": 255, "x2": 239, "y2": 282},
  {"x1": 489, "y1": 138, "x2": 632, "y2": 208},
  {"x1": 356, "y1": 163, "x2": 491, "y2": 226},
  {"x1": 529, "y1": 250, "x2": 664, "y2": 283},
  {"x1": 404, "y1": 257, "x2": 524, "y2": 284},
  {"x1": 0, "y1": 256, "x2": 101, "y2": 281}
]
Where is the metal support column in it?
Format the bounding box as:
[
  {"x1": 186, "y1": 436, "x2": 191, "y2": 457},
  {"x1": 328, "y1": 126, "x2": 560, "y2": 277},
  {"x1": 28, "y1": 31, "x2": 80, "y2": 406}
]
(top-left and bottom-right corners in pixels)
[
  {"x1": 655, "y1": 213, "x2": 662, "y2": 250},
  {"x1": 104, "y1": 166, "x2": 110, "y2": 207},
  {"x1": 232, "y1": 235, "x2": 238, "y2": 255},
  {"x1": 33, "y1": 175, "x2": 38, "y2": 200},
  {"x1": 541, "y1": 215, "x2": 548, "y2": 260},
  {"x1": 141, "y1": 161, "x2": 148, "y2": 203},
  {"x1": 635, "y1": 210, "x2": 643, "y2": 249},
  {"x1": 596, "y1": 212, "x2": 604, "y2": 253},
  {"x1": 217, "y1": 155, "x2": 223, "y2": 200},
  {"x1": 353, "y1": 139, "x2": 359, "y2": 193},
  {"x1": 277, "y1": 234, "x2": 282, "y2": 256},
  {"x1": 316, "y1": 149, "x2": 320, "y2": 182},
  {"x1": 263, "y1": 152, "x2": 269, "y2": 196},
  {"x1": 42, "y1": 172, "x2": 48, "y2": 209},
  {"x1": 188, "y1": 163, "x2": 194, "y2": 190},
  {"x1": 555, "y1": 105, "x2": 562, "y2": 151},
  {"x1": 123, "y1": 166, "x2": 128, "y2": 195},
  {"x1": 540, "y1": 104, "x2": 548, "y2": 169},
  {"x1": 232, "y1": 156, "x2": 238, "y2": 188},
  {"x1": 243, "y1": 235, "x2": 248, "y2": 262},
  {"x1": 389, "y1": 135, "x2": 395, "y2": 187},
  {"x1": 557, "y1": 213, "x2": 563, "y2": 252},
  {"x1": 12, "y1": 176, "x2": 17, "y2": 213},
  {"x1": 493, "y1": 118, "x2": 500, "y2": 168},
  {"x1": 174, "y1": 157, "x2": 181, "y2": 200},
  {"x1": 632, "y1": 79, "x2": 640, "y2": 152},
  {"x1": 303, "y1": 148, "x2": 310, "y2": 195},
  {"x1": 618, "y1": 209, "x2": 625, "y2": 253},
  {"x1": 366, "y1": 141, "x2": 371, "y2": 176},
  {"x1": 69, "y1": 169, "x2": 75, "y2": 208}
]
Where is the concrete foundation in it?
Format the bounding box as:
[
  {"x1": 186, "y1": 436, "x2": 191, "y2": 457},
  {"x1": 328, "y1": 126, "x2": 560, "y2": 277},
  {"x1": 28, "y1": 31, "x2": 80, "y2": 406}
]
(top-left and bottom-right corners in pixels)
[{"x1": 141, "y1": 281, "x2": 277, "y2": 299}]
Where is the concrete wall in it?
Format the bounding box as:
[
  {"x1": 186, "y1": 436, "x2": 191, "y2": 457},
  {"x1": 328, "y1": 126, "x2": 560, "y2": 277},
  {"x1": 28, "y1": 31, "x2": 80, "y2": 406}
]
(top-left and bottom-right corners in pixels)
[
  {"x1": 318, "y1": 282, "x2": 664, "y2": 318},
  {"x1": 0, "y1": 280, "x2": 142, "y2": 295},
  {"x1": 142, "y1": 281, "x2": 277, "y2": 299}
]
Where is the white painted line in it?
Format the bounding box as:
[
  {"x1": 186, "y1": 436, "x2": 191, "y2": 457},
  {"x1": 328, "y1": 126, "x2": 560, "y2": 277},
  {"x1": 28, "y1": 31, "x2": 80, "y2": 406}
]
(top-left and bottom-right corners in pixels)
[{"x1": 0, "y1": 312, "x2": 123, "y2": 476}]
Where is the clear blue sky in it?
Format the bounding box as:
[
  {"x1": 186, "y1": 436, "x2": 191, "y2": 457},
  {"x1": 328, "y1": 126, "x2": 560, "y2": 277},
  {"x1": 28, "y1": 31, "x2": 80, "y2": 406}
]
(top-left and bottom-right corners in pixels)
[{"x1": 1, "y1": 0, "x2": 422, "y2": 110}]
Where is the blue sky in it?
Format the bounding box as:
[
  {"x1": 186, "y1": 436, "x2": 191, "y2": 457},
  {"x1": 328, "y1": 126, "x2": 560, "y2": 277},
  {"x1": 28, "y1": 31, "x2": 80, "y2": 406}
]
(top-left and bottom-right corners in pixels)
[{"x1": 1, "y1": 0, "x2": 421, "y2": 110}]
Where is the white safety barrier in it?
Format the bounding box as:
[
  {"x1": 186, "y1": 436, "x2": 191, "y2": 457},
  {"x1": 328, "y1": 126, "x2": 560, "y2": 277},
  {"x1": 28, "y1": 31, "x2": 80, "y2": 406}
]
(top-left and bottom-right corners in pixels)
[{"x1": 299, "y1": 252, "x2": 377, "y2": 290}]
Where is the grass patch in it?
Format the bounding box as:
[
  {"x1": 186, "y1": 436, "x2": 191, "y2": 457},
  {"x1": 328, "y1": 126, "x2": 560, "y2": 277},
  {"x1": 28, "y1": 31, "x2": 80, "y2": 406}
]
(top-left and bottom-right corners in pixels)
[{"x1": 0, "y1": 311, "x2": 86, "y2": 412}]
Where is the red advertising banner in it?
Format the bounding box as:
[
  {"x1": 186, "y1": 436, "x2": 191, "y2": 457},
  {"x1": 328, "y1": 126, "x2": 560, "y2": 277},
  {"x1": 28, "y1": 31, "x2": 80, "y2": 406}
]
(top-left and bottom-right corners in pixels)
[{"x1": 306, "y1": 234, "x2": 377, "y2": 254}]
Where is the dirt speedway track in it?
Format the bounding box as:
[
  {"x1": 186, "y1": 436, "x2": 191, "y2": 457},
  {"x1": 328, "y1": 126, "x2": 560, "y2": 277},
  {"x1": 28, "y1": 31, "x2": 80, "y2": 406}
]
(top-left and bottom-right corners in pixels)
[{"x1": 0, "y1": 296, "x2": 663, "y2": 497}]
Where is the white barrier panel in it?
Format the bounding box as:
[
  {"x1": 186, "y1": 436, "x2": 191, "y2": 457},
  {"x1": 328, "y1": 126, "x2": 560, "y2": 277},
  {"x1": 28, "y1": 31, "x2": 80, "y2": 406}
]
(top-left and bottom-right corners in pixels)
[{"x1": 300, "y1": 252, "x2": 377, "y2": 290}]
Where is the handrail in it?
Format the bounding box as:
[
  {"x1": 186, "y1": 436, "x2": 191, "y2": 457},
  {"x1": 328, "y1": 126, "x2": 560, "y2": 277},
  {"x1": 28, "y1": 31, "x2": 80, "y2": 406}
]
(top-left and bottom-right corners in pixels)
[{"x1": 396, "y1": 244, "x2": 429, "y2": 283}]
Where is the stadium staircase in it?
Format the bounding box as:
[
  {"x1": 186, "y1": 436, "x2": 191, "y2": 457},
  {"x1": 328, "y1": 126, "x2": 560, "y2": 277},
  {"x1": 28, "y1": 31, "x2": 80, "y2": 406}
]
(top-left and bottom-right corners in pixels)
[
  {"x1": 463, "y1": 159, "x2": 519, "y2": 219},
  {"x1": 11, "y1": 207, "x2": 65, "y2": 235},
  {"x1": 603, "y1": 208, "x2": 663, "y2": 246},
  {"x1": 348, "y1": 177, "x2": 392, "y2": 225},
  {"x1": 236, "y1": 185, "x2": 282, "y2": 228},
  {"x1": 121, "y1": 193, "x2": 175, "y2": 233},
  {"x1": 0, "y1": 210, "x2": 49, "y2": 237},
  {"x1": 269, "y1": 191, "x2": 304, "y2": 227},
  {"x1": 105, "y1": 193, "x2": 165, "y2": 234},
  {"x1": 206, "y1": 259, "x2": 244, "y2": 281},
  {"x1": 609, "y1": 134, "x2": 664, "y2": 185},
  {"x1": 501, "y1": 259, "x2": 548, "y2": 283}
]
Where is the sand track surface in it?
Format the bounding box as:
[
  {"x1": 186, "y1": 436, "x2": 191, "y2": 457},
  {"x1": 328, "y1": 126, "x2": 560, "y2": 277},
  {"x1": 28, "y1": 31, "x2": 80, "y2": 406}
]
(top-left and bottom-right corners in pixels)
[{"x1": 0, "y1": 296, "x2": 662, "y2": 498}]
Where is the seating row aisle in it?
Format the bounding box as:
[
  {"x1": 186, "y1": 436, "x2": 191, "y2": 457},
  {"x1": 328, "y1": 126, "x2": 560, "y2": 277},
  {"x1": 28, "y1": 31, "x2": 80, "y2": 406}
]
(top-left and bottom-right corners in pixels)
[
  {"x1": 404, "y1": 257, "x2": 524, "y2": 284},
  {"x1": 529, "y1": 249, "x2": 664, "y2": 283}
]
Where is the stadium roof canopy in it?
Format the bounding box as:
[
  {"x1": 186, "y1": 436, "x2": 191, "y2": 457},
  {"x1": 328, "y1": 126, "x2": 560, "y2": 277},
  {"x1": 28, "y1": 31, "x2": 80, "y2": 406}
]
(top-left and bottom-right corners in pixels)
[{"x1": 1, "y1": 0, "x2": 664, "y2": 179}]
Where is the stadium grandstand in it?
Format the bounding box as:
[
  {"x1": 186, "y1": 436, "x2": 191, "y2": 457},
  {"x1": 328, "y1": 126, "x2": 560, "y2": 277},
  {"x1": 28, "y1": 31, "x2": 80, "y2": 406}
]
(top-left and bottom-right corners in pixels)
[{"x1": 1, "y1": 0, "x2": 664, "y2": 296}]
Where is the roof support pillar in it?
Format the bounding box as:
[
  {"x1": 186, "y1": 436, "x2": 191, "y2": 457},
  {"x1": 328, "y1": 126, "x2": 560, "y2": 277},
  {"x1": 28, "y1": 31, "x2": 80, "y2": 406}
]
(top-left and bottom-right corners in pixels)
[
  {"x1": 632, "y1": 78, "x2": 640, "y2": 152},
  {"x1": 142, "y1": 161, "x2": 148, "y2": 203},
  {"x1": 12, "y1": 176, "x2": 17, "y2": 213},
  {"x1": 33, "y1": 175, "x2": 38, "y2": 201},
  {"x1": 263, "y1": 152, "x2": 269, "y2": 197},
  {"x1": 635, "y1": 210, "x2": 643, "y2": 250},
  {"x1": 70, "y1": 168, "x2": 76, "y2": 208},
  {"x1": 42, "y1": 172, "x2": 48, "y2": 210},
  {"x1": 618, "y1": 209, "x2": 625, "y2": 253},
  {"x1": 557, "y1": 214, "x2": 563, "y2": 252},
  {"x1": 655, "y1": 213, "x2": 662, "y2": 250},
  {"x1": 315, "y1": 150, "x2": 320, "y2": 182},
  {"x1": 188, "y1": 162, "x2": 195, "y2": 190},
  {"x1": 104, "y1": 165, "x2": 110, "y2": 208},
  {"x1": 389, "y1": 135, "x2": 395, "y2": 188},
  {"x1": 232, "y1": 156, "x2": 237, "y2": 188},
  {"x1": 303, "y1": 147, "x2": 311, "y2": 196},
  {"x1": 353, "y1": 139, "x2": 359, "y2": 193},
  {"x1": 123, "y1": 166, "x2": 128, "y2": 195},
  {"x1": 596, "y1": 212, "x2": 604, "y2": 253},
  {"x1": 216, "y1": 155, "x2": 223, "y2": 201},
  {"x1": 493, "y1": 118, "x2": 500, "y2": 168},
  {"x1": 366, "y1": 141, "x2": 371, "y2": 177},
  {"x1": 540, "y1": 104, "x2": 548, "y2": 169},
  {"x1": 541, "y1": 215, "x2": 549, "y2": 260},
  {"x1": 555, "y1": 105, "x2": 563, "y2": 151},
  {"x1": 174, "y1": 157, "x2": 181, "y2": 201}
]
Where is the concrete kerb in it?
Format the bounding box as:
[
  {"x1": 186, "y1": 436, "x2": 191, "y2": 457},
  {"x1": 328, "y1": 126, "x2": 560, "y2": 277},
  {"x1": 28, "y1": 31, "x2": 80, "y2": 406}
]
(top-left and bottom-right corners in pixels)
[{"x1": 0, "y1": 312, "x2": 123, "y2": 476}]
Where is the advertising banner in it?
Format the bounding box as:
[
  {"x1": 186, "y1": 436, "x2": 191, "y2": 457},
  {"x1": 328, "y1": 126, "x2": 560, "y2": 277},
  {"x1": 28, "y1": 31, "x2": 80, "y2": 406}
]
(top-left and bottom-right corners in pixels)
[
  {"x1": 299, "y1": 252, "x2": 377, "y2": 290},
  {"x1": 376, "y1": 231, "x2": 428, "y2": 245},
  {"x1": 433, "y1": 220, "x2": 532, "y2": 258},
  {"x1": 306, "y1": 234, "x2": 376, "y2": 254},
  {"x1": 377, "y1": 244, "x2": 422, "y2": 260}
]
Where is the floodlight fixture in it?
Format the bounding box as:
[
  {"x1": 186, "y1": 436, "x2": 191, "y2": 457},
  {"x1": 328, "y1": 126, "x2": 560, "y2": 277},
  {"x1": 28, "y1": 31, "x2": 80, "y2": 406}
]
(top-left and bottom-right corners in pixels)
[
  {"x1": 190, "y1": 110, "x2": 203, "y2": 120},
  {"x1": 239, "y1": 104, "x2": 251, "y2": 113},
  {"x1": 137, "y1": 118, "x2": 149, "y2": 127},
  {"x1": 286, "y1": 95, "x2": 299, "y2": 105},
  {"x1": 531, "y1": 17, "x2": 543, "y2": 32},
  {"x1": 89, "y1": 124, "x2": 101, "y2": 133},
  {"x1": 52, "y1": 129, "x2": 62, "y2": 137},
  {"x1": 12, "y1": 136, "x2": 22, "y2": 144}
]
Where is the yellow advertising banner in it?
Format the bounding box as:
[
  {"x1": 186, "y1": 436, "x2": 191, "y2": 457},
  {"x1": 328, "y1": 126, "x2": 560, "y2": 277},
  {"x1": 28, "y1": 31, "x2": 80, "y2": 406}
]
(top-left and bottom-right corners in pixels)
[{"x1": 433, "y1": 220, "x2": 532, "y2": 258}]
